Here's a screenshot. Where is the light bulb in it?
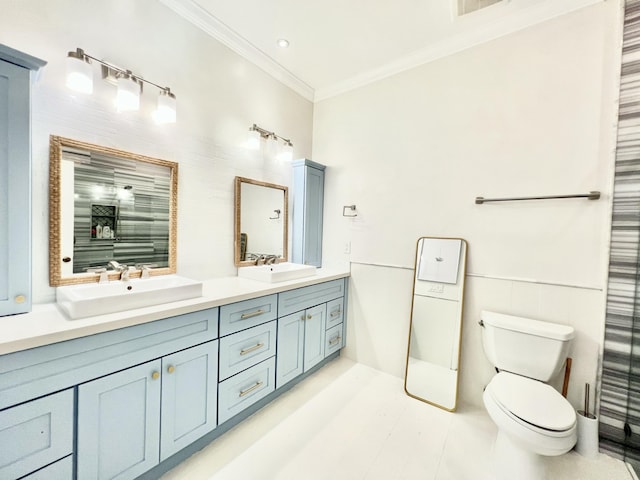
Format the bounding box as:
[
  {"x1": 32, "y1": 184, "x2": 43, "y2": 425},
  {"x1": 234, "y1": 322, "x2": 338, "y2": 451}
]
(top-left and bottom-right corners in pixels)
[
  {"x1": 247, "y1": 128, "x2": 261, "y2": 150},
  {"x1": 116, "y1": 73, "x2": 141, "y2": 112},
  {"x1": 153, "y1": 89, "x2": 176, "y2": 124},
  {"x1": 66, "y1": 49, "x2": 93, "y2": 94},
  {"x1": 277, "y1": 141, "x2": 293, "y2": 162},
  {"x1": 266, "y1": 134, "x2": 278, "y2": 157}
]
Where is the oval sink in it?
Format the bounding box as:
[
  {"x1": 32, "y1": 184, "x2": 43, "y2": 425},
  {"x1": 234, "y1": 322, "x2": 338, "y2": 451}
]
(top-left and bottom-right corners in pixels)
[
  {"x1": 56, "y1": 275, "x2": 203, "y2": 319},
  {"x1": 238, "y1": 262, "x2": 317, "y2": 283}
]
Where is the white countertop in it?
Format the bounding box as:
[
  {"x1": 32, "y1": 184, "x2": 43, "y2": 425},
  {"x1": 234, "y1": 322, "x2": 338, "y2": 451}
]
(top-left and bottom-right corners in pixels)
[{"x1": 1, "y1": 268, "x2": 350, "y2": 355}]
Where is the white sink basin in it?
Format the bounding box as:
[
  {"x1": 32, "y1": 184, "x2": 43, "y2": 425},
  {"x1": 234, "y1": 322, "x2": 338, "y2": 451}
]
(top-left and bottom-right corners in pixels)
[
  {"x1": 238, "y1": 262, "x2": 317, "y2": 283},
  {"x1": 57, "y1": 275, "x2": 203, "y2": 319}
]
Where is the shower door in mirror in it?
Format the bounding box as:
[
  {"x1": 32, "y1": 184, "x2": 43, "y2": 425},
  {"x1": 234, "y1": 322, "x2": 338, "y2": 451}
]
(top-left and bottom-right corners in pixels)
[{"x1": 404, "y1": 237, "x2": 468, "y2": 411}]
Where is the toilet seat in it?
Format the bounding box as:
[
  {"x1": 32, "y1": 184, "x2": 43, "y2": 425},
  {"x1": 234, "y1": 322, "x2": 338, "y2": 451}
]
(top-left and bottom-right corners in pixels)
[{"x1": 486, "y1": 372, "x2": 576, "y2": 432}]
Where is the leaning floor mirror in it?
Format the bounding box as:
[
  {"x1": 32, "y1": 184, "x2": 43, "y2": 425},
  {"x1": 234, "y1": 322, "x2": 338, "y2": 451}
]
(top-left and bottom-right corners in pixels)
[{"x1": 404, "y1": 237, "x2": 468, "y2": 411}]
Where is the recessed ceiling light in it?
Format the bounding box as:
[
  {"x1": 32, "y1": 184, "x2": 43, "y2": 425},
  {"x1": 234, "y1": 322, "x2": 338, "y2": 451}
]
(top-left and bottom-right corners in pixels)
[{"x1": 277, "y1": 38, "x2": 290, "y2": 48}]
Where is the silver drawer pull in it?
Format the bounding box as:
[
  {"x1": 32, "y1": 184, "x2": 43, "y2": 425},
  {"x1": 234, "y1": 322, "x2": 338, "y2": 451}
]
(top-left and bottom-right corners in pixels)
[
  {"x1": 240, "y1": 342, "x2": 265, "y2": 356},
  {"x1": 330, "y1": 310, "x2": 341, "y2": 318},
  {"x1": 240, "y1": 309, "x2": 265, "y2": 319},
  {"x1": 239, "y1": 381, "x2": 263, "y2": 397},
  {"x1": 329, "y1": 336, "x2": 342, "y2": 346}
]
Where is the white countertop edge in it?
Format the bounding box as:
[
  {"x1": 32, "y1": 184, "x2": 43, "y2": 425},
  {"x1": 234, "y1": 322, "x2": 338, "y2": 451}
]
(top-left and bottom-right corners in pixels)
[{"x1": 1, "y1": 268, "x2": 350, "y2": 355}]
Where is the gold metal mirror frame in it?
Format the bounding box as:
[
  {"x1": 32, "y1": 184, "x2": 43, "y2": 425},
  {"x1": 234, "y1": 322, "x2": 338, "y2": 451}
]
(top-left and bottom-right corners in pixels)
[
  {"x1": 403, "y1": 236, "x2": 468, "y2": 412},
  {"x1": 234, "y1": 176, "x2": 288, "y2": 267},
  {"x1": 49, "y1": 135, "x2": 178, "y2": 286}
]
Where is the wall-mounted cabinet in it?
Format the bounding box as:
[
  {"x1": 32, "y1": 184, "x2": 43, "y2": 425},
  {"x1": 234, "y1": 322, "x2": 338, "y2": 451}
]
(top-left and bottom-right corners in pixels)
[
  {"x1": 0, "y1": 45, "x2": 45, "y2": 316},
  {"x1": 292, "y1": 159, "x2": 325, "y2": 267}
]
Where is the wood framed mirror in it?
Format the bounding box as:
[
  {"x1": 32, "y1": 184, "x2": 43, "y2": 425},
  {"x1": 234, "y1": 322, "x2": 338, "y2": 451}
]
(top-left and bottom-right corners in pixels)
[
  {"x1": 49, "y1": 136, "x2": 178, "y2": 286},
  {"x1": 404, "y1": 236, "x2": 468, "y2": 411},
  {"x1": 234, "y1": 176, "x2": 288, "y2": 266}
]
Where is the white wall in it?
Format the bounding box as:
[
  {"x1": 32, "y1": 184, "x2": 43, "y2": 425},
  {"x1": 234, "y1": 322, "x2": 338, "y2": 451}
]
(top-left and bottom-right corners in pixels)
[
  {"x1": 0, "y1": 0, "x2": 313, "y2": 304},
  {"x1": 313, "y1": 2, "x2": 621, "y2": 409}
]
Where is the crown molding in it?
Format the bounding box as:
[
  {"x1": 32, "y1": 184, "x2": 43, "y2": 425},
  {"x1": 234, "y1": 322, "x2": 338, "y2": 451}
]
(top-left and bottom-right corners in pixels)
[
  {"x1": 314, "y1": 0, "x2": 605, "y2": 101},
  {"x1": 161, "y1": 0, "x2": 604, "y2": 103},
  {"x1": 159, "y1": 0, "x2": 315, "y2": 102}
]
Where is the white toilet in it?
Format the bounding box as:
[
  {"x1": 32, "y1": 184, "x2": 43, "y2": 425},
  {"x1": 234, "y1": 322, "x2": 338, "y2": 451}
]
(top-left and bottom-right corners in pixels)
[{"x1": 480, "y1": 310, "x2": 577, "y2": 480}]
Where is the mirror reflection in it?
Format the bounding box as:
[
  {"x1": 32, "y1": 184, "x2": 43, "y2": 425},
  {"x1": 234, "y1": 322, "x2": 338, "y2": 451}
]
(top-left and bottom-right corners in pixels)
[
  {"x1": 49, "y1": 136, "x2": 178, "y2": 286},
  {"x1": 404, "y1": 236, "x2": 468, "y2": 411},
  {"x1": 234, "y1": 176, "x2": 288, "y2": 266}
]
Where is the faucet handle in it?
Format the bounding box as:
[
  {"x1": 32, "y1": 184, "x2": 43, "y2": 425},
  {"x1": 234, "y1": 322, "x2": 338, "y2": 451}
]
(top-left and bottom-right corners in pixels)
[
  {"x1": 85, "y1": 267, "x2": 109, "y2": 284},
  {"x1": 136, "y1": 263, "x2": 157, "y2": 278}
]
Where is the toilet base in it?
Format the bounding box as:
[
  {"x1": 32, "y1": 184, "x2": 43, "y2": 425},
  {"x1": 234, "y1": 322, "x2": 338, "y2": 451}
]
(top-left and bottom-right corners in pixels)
[{"x1": 494, "y1": 430, "x2": 546, "y2": 480}]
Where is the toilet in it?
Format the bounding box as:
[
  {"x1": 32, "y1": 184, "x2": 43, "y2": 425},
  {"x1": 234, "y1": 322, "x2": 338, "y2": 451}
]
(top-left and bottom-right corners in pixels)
[{"x1": 480, "y1": 310, "x2": 577, "y2": 480}]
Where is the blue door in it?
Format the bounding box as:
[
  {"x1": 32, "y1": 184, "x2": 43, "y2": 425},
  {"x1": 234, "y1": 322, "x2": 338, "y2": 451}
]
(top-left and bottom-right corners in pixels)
[{"x1": 77, "y1": 360, "x2": 161, "y2": 480}]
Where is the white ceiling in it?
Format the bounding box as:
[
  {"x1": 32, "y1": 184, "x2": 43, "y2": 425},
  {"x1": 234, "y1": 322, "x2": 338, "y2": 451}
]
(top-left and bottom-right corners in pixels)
[{"x1": 160, "y1": 0, "x2": 603, "y2": 101}]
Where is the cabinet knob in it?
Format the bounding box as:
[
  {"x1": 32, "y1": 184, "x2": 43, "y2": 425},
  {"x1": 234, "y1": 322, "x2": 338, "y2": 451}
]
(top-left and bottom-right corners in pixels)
[
  {"x1": 14, "y1": 295, "x2": 26, "y2": 304},
  {"x1": 152, "y1": 371, "x2": 160, "y2": 380},
  {"x1": 307, "y1": 314, "x2": 312, "y2": 320},
  {"x1": 167, "y1": 365, "x2": 175, "y2": 374}
]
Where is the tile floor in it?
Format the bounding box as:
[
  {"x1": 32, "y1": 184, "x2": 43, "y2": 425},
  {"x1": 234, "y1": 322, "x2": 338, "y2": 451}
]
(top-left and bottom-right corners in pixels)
[{"x1": 162, "y1": 357, "x2": 634, "y2": 480}]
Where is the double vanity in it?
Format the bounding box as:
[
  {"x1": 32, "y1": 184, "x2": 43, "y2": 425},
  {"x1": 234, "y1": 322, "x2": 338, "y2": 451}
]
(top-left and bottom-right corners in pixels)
[
  {"x1": 0, "y1": 269, "x2": 349, "y2": 480},
  {"x1": 0, "y1": 125, "x2": 338, "y2": 479}
]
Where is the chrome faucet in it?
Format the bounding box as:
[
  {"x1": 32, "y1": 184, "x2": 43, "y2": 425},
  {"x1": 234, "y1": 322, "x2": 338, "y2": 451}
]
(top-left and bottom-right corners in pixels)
[
  {"x1": 108, "y1": 260, "x2": 130, "y2": 281},
  {"x1": 265, "y1": 255, "x2": 278, "y2": 265},
  {"x1": 254, "y1": 255, "x2": 266, "y2": 266}
]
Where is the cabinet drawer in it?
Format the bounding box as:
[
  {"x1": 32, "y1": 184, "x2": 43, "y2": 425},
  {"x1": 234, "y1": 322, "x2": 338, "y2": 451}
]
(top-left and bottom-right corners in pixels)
[
  {"x1": 218, "y1": 357, "x2": 276, "y2": 424},
  {"x1": 22, "y1": 455, "x2": 72, "y2": 480},
  {"x1": 326, "y1": 297, "x2": 344, "y2": 330},
  {"x1": 0, "y1": 389, "x2": 73, "y2": 480},
  {"x1": 278, "y1": 279, "x2": 345, "y2": 317},
  {"x1": 325, "y1": 323, "x2": 344, "y2": 357},
  {"x1": 219, "y1": 321, "x2": 277, "y2": 380},
  {"x1": 219, "y1": 294, "x2": 277, "y2": 336}
]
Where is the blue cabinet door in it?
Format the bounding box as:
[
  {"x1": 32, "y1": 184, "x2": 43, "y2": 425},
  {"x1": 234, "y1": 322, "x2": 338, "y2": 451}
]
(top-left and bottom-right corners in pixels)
[
  {"x1": 292, "y1": 159, "x2": 325, "y2": 267},
  {"x1": 302, "y1": 166, "x2": 325, "y2": 267},
  {"x1": 77, "y1": 360, "x2": 161, "y2": 480},
  {"x1": 160, "y1": 341, "x2": 218, "y2": 461},
  {"x1": 276, "y1": 312, "x2": 305, "y2": 388},
  {"x1": 0, "y1": 59, "x2": 30, "y2": 316},
  {"x1": 303, "y1": 304, "x2": 327, "y2": 372}
]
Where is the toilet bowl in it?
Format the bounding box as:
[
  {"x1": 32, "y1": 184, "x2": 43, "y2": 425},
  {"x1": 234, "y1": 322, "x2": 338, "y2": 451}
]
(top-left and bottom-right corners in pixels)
[
  {"x1": 484, "y1": 372, "x2": 577, "y2": 452},
  {"x1": 479, "y1": 311, "x2": 577, "y2": 480}
]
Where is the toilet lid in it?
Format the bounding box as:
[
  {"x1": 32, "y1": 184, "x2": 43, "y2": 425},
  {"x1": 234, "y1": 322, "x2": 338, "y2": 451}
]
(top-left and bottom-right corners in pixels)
[{"x1": 488, "y1": 372, "x2": 576, "y2": 431}]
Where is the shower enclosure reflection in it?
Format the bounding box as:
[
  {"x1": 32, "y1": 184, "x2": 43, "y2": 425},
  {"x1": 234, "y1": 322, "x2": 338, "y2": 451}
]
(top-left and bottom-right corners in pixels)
[{"x1": 404, "y1": 237, "x2": 468, "y2": 411}]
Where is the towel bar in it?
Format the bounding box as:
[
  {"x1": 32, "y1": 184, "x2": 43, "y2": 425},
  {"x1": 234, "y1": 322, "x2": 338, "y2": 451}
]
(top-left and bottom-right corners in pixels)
[{"x1": 475, "y1": 191, "x2": 600, "y2": 205}]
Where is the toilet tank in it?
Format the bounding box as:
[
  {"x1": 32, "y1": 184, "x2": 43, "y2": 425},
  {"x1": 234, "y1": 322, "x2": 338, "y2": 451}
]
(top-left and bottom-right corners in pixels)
[{"x1": 480, "y1": 311, "x2": 574, "y2": 382}]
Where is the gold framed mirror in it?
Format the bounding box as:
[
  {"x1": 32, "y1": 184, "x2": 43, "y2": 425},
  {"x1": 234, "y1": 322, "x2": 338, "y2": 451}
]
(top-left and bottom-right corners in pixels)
[
  {"x1": 234, "y1": 176, "x2": 288, "y2": 266},
  {"x1": 404, "y1": 236, "x2": 468, "y2": 411},
  {"x1": 49, "y1": 136, "x2": 178, "y2": 286}
]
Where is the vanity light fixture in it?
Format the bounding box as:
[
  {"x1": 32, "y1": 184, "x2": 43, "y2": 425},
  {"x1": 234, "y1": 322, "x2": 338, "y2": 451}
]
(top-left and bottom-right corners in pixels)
[
  {"x1": 66, "y1": 48, "x2": 93, "y2": 94},
  {"x1": 116, "y1": 71, "x2": 142, "y2": 112},
  {"x1": 246, "y1": 123, "x2": 294, "y2": 161},
  {"x1": 277, "y1": 38, "x2": 290, "y2": 48},
  {"x1": 65, "y1": 47, "x2": 177, "y2": 123}
]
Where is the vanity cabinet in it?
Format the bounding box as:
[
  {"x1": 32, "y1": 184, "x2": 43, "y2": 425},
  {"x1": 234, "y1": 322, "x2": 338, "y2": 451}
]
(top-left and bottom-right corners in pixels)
[
  {"x1": 292, "y1": 159, "x2": 325, "y2": 267},
  {"x1": 78, "y1": 340, "x2": 219, "y2": 479},
  {"x1": 0, "y1": 276, "x2": 348, "y2": 480},
  {"x1": 276, "y1": 279, "x2": 346, "y2": 388},
  {"x1": 277, "y1": 304, "x2": 327, "y2": 387},
  {"x1": 0, "y1": 45, "x2": 45, "y2": 316}
]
